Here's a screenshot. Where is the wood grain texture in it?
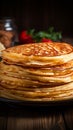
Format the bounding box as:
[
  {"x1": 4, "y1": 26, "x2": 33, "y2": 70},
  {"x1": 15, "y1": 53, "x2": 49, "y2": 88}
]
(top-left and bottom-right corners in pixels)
[{"x1": 0, "y1": 102, "x2": 73, "y2": 130}]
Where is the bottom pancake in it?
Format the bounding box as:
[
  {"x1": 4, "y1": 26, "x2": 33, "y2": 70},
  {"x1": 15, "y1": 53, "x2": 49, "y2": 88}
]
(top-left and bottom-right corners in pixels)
[{"x1": 0, "y1": 82, "x2": 73, "y2": 101}]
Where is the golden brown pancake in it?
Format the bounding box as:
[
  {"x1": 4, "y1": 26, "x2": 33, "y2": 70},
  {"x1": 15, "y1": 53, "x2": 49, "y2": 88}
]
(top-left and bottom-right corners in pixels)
[
  {"x1": 1, "y1": 42, "x2": 73, "y2": 101},
  {"x1": 0, "y1": 82, "x2": 73, "y2": 101},
  {"x1": 2, "y1": 42, "x2": 73, "y2": 67},
  {"x1": 2, "y1": 42, "x2": 73, "y2": 56},
  {"x1": 1, "y1": 61, "x2": 73, "y2": 77},
  {"x1": 1, "y1": 62, "x2": 73, "y2": 85}
]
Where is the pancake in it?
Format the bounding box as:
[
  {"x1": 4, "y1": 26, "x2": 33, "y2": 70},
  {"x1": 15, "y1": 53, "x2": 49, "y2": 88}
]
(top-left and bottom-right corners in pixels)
[
  {"x1": 1, "y1": 61, "x2": 73, "y2": 77},
  {"x1": 1, "y1": 42, "x2": 73, "y2": 101},
  {"x1": 1, "y1": 62, "x2": 73, "y2": 85},
  {"x1": 2, "y1": 42, "x2": 73, "y2": 67},
  {"x1": 0, "y1": 82, "x2": 73, "y2": 101},
  {"x1": 0, "y1": 42, "x2": 5, "y2": 56},
  {"x1": 0, "y1": 72, "x2": 68, "y2": 88}
]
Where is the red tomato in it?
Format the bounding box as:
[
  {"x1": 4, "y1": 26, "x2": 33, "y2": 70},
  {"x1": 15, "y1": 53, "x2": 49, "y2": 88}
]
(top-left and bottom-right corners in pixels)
[
  {"x1": 19, "y1": 31, "x2": 34, "y2": 44},
  {"x1": 41, "y1": 38, "x2": 52, "y2": 42}
]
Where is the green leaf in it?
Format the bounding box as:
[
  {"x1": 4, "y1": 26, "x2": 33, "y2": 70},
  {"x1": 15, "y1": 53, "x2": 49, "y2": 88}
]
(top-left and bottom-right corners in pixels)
[
  {"x1": 27, "y1": 27, "x2": 62, "y2": 42},
  {"x1": 27, "y1": 29, "x2": 35, "y2": 36}
]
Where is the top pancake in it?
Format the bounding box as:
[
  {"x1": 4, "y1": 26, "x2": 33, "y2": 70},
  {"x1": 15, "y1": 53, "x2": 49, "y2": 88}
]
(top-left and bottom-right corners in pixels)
[
  {"x1": 3, "y1": 42, "x2": 73, "y2": 56},
  {"x1": 2, "y1": 42, "x2": 73, "y2": 67}
]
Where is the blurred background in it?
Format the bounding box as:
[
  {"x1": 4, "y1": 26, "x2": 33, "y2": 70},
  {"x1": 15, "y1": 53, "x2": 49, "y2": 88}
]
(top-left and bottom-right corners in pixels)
[{"x1": 0, "y1": 0, "x2": 73, "y2": 43}]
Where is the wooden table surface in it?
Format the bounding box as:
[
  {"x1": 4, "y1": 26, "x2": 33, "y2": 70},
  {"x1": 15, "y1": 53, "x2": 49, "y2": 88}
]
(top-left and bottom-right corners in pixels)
[{"x1": 0, "y1": 99, "x2": 73, "y2": 130}]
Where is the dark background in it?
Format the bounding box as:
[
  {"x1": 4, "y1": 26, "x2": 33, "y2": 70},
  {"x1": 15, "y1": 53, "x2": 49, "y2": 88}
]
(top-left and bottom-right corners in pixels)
[{"x1": 0, "y1": 0, "x2": 73, "y2": 37}]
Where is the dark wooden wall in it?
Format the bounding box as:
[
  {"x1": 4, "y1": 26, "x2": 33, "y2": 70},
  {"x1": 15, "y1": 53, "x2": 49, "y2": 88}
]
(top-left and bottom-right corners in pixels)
[{"x1": 0, "y1": 0, "x2": 73, "y2": 36}]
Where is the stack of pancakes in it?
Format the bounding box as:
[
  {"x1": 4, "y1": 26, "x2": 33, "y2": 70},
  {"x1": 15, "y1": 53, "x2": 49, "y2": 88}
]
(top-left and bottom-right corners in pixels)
[{"x1": 0, "y1": 42, "x2": 73, "y2": 101}]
